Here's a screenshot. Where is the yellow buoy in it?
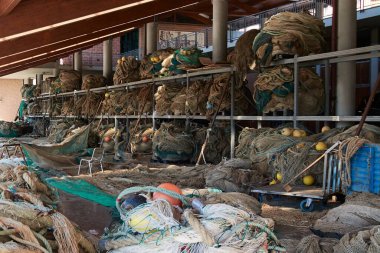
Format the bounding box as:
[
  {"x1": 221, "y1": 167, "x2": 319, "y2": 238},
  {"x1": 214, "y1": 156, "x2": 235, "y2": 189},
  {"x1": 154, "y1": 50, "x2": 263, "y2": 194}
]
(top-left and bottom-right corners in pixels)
[
  {"x1": 315, "y1": 142, "x2": 327, "y2": 151},
  {"x1": 296, "y1": 142, "x2": 305, "y2": 149},
  {"x1": 321, "y1": 126, "x2": 331, "y2": 133},
  {"x1": 269, "y1": 179, "x2": 277, "y2": 185},
  {"x1": 128, "y1": 209, "x2": 159, "y2": 233},
  {"x1": 292, "y1": 129, "x2": 302, "y2": 137},
  {"x1": 300, "y1": 130, "x2": 307, "y2": 137},
  {"x1": 281, "y1": 128, "x2": 293, "y2": 136},
  {"x1": 276, "y1": 172, "x2": 283, "y2": 182},
  {"x1": 303, "y1": 175, "x2": 315, "y2": 186}
]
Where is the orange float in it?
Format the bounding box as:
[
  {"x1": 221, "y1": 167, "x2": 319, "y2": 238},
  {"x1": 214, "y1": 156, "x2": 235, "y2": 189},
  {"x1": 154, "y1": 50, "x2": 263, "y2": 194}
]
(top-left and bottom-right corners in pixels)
[
  {"x1": 104, "y1": 136, "x2": 112, "y2": 143},
  {"x1": 153, "y1": 183, "x2": 182, "y2": 206},
  {"x1": 142, "y1": 135, "x2": 150, "y2": 143}
]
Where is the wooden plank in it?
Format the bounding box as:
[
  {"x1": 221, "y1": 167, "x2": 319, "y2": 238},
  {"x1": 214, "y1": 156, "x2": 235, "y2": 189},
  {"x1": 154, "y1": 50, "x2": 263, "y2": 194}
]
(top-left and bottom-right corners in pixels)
[{"x1": 0, "y1": 0, "x2": 20, "y2": 16}]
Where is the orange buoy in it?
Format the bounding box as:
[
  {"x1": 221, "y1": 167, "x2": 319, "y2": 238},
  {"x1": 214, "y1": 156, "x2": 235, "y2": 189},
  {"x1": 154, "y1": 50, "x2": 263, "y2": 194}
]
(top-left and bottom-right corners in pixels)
[
  {"x1": 153, "y1": 183, "x2": 182, "y2": 206},
  {"x1": 104, "y1": 136, "x2": 112, "y2": 143},
  {"x1": 142, "y1": 135, "x2": 150, "y2": 143}
]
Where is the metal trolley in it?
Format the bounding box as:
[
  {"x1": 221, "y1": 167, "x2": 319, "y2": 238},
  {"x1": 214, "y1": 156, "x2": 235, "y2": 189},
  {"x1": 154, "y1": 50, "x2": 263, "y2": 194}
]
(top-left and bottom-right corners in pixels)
[{"x1": 251, "y1": 141, "x2": 346, "y2": 211}]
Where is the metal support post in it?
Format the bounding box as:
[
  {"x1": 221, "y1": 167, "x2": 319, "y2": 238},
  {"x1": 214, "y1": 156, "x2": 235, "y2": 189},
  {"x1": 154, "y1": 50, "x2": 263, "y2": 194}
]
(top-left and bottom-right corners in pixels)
[
  {"x1": 230, "y1": 70, "x2": 235, "y2": 159},
  {"x1": 293, "y1": 55, "x2": 299, "y2": 128}
]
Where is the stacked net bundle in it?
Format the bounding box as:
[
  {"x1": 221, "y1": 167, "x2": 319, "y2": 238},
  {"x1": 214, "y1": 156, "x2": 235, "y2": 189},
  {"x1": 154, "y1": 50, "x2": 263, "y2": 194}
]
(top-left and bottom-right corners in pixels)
[
  {"x1": 205, "y1": 158, "x2": 265, "y2": 193},
  {"x1": 254, "y1": 65, "x2": 324, "y2": 115},
  {"x1": 206, "y1": 73, "x2": 231, "y2": 117},
  {"x1": 20, "y1": 83, "x2": 37, "y2": 101},
  {"x1": 154, "y1": 83, "x2": 184, "y2": 116},
  {"x1": 74, "y1": 92, "x2": 103, "y2": 118},
  {"x1": 0, "y1": 121, "x2": 22, "y2": 137},
  {"x1": 47, "y1": 98, "x2": 63, "y2": 117},
  {"x1": 26, "y1": 101, "x2": 42, "y2": 116},
  {"x1": 152, "y1": 122, "x2": 195, "y2": 162},
  {"x1": 81, "y1": 74, "x2": 107, "y2": 90},
  {"x1": 186, "y1": 79, "x2": 212, "y2": 115},
  {"x1": 113, "y1": 56, "x2": 141, "y2": 85},
  {"x1": 0, "y1": 163, "x2": 97, "y2": 253},
  {"x1": 130, "y1": 123, "x2": 154, "y2": 154},
  {"x1": 137, "y1": 86, "x2": 153, "y2": 114},
  {"x1": 47, "y1": 121, "x2": 73, "y2": 143},
  {"x1": 101, "y1": 91, "x2": 126, "y2": 115},
  {"x1": 61, "y1": 97, "x2": 75, "y2": 116},
  {"x1": 326, "y1": 123, "x2": 380, "y2": 145},
  {"x1": 139, "y1": 48, "x2": 174, "y2": 79},
  {"x1": 42, "y1": 77, "x2": 55, "y2": 94},
  {"x1": 295, "y1": 235, "x2": 338, "y2": 253},
  {"x1": 193, "y1": 125, "x2": 230, "y2": 164},
  {"x1": 252, "y1": 12, "x2": 325, "y2": 68},
  {"x1": 101, "y1": 186, "x2": 283, "y2": 253},
  {"x1": 170, "y1": 86, "x2": 187, "y2": 115},
  {"x1": 50, "y1": 70, "x2": 82, "y2": 93}
]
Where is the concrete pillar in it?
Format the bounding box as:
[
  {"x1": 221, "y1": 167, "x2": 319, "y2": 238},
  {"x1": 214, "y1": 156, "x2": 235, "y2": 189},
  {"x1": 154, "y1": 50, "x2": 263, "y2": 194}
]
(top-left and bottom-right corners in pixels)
[
  {"x1": 315, "y1": 0, "x2": 324, "y2": 19},
  {"x1": 370, "y1": 27, "x2": 379, "y2": 91},
  {"x1": 336, "y1": 0, "x2": 356, "y2": 127},
  {"x1": 139, "y1": 26, "x2": 146, "y2": 58},
  {"x1": 74, "y1": 51, "x2": 82, "y2": 72},
  {"x1": 103, "y1": 39, "x2": 113, "y2": 80},
  {"x1": 52, "y1": 60, "x2": 60, "y2": 77},
  {"x1": 212, "y1": 0, "x2": 228, "y2": 63},
  {"x1": 146, "y1": 22, "x2": 157, "y2": 54},
  {"x1": 36, "y1": 74, "x2": 43, "y2": 86}
]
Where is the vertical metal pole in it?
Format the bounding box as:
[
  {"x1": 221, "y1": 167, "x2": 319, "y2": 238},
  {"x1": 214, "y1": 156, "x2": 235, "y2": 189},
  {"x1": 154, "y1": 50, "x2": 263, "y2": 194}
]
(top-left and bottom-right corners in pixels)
[
  {"x1": 195, "y1": 32, "x2": 198, "y2": 48},
  {"x1": 293, "y1": 55, "x2": 298, "y2": 128},
  {"x1": 324, "y1": 59, "x2": 330, "y2": 121},
  {"x1": 230, "y1": 70, "x2": 236, "y2": 159},
  {"x1": 185, "y1": 73, "x2": 190, "y2": 132},
  {"x1": 152, "y1": 79, "x2": 156, "y2": 130}
]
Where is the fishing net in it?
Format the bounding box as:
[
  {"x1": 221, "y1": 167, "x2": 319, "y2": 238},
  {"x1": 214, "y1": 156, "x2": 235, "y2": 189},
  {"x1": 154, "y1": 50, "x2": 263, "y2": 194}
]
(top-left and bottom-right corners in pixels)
[
  {"x1": 26, "y1": 101, "x2": 42, "y2": 115},
  {"x1": 193, "y1": 125, "x2": 230, "y2": 164},
  {"x1": 170, "y1": 86, "x2": 188, "y2": 115},
  {"x1": 139, "y1": 48, "x2": 175, "y2": 79},
  {"x1": 326, "y1": 123, "x2": 380, "y2": 145},
  {"x1": 0, "y1": 121, "x2": 22, "y2": 138},
  {"x1": 232, "y1": 29, "x2": 260, "y2": 88},
  {"x1": 333, "y1": 225, "x2": 380, "y2": 253},
  {"x1": 186, "y1": 79, "x2": 212, "y2": 115},
  {"x1": 252, "y1": 12, "x2": 325, "y2": 68},
  {"x1": 47, "y1": 97, "x2": 63, "y2": 117},
  {"x1": 206, "y1": 73, "x2": 231, "y2": 117},
  {"x1": 113, "y1": 56, "x2": 140, "y2": 85},
  {"x1": 154, "y1": 83, "x2": 184, "y2": 116},
  {"x1": 81, "y1": 74, "x2": 107, "y2": 90},
  {"x1": 205, "y1": 158, "x2": 265, "y2": 193},
  {"x1": 42, "y1": 77, "x2": 56, "y2": 94},
  {"x1": 313, "y1": 193, "x2": 380, "y2": 236},
  {"x1": 295, "y1": 235, "x2": 338, "y2": 253},
  {"x1": 74, "y1": 92, "x2": 103, "y2": 118},
  {"x1": 130, "y1": 124, "x2": 154, "y2": 154},
  {"x1": 61, "y1": 97, "x2": 75, "y2": 116},
  {"x1": 47, "y1": 120, "x2": 86, "y2": 144},
  {"x1": 152, "y1": 122, "x2": 195, "y2": 162},
  {"x1": 254, "y1": 65, "x2": 324, "y2": 115},
  {"x1": 20, "y1": 83, "x2": 37, "y2": 101},
  {"x1": 50, "y1": 70, "x2": 82, "y2": 93}
]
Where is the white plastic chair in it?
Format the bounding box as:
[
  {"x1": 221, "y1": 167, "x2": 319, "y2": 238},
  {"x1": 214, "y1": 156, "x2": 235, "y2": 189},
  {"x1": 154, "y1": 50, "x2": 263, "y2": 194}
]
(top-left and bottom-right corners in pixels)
[{"x1": 78, "y1": 148, "x2": 104, "y2": 176}]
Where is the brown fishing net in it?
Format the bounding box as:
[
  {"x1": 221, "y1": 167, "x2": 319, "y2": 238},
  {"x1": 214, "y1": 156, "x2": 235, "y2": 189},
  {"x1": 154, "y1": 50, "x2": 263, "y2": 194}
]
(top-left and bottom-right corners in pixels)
[
  {"x1": 253, "y1": 12, "x2": 325, "y2": 68},
  {"x1": 170, "y1": 86, "x2": 187, "y2": 115},
  {"x1": 206, "y1": 73, "x2": 231, "y2": 117},
  {"x1": 42, "y1": 77, "x2": 55, "y2": 94},
  {"x1": 154, "y1": 83, "x2": 184, "y2": 116},
  {"x1": 61, "y1": 97, "x2": 75, "y2": 116},
  {"x1": 81, "y1": 74, "x2": 107, "y2": 90},
  {"x1": 113, "y1": 56, "x2": 141, "y2": 85},
  {"x1": 186, "y1": 79, "x2": 212, "y2": 115},
  {"x1": 130, "y1": 123, "x2": 154, "y2": 154},
  {"x1": 74, "y1": 92, "x2": 103, "y2": 118},
  {"x1": 51, "y1": 70, "x2": 82, "y2": 93}
]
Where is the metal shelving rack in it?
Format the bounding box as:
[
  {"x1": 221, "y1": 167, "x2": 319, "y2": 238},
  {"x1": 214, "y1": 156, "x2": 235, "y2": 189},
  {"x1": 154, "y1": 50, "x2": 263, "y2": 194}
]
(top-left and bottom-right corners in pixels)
[{"x1": 27, "y1": 44, "x2": 380, "y2": 158}]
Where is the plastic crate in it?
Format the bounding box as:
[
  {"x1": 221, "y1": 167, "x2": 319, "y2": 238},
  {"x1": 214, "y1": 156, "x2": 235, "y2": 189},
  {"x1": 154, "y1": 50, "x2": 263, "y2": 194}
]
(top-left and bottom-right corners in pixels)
[{"x1": 349, "y1": 144, "x2": 380, "y2": 194}]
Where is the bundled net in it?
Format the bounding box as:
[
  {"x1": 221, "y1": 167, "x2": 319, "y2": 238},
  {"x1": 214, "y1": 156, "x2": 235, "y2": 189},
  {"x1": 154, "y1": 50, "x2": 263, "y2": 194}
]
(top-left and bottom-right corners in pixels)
[
  {"x1": 205, "y1": 158, "x2": 265, "y2": 193},
  {"x1": 154, "y1": 83, "x2": 183, "y2": 116},
  {"x1": 81, "y1": 74, "x2": 107, "y2": 90},
  {"x1": 26, "y1": 101, "x2": 42, "y2": 116},
  {"x1": 101, "y1": 186, "x2": 283, "y2": 253},
  {"x1": 50, "y1": 70, "x2": 82, "y2": 93},
  {"x1": 130, "y1": 123, "x2": 154, "y2": 154},
  {"x1": 152, "y1": 122, "x2": 195, "y2": 162},
  {"x1": 252, "y1": 12, "x2": 325, "y2": 68},
  {"x1": 295, "y1": 235, "x2": 338, "y2": 253},
  {"x1": 170, "y1": 86, "x2": 187, "y2": 115},
  {"x1": 47, "y1": 97, "x2": 63, "y2": 117},
  {"x1": 47, "y1": 120, "x2": 86, "y2": 143},
  {"x1": 20, "y1": 83, "x2": 38, "y2": 101},
  {"x1": 101, "y1": 91, "x2": 126, "y2": 116},
  {"x1": 193, "y1": 125, "x2": 230, "y2": 164},
  {"x1": 42, "y1": 77, "x2": 56, "y2": 94},
  {"x1": 137, "y1": 86, "x2": 153, "y2": 114},
  {"x1": 186, "y1": 79, "x2": 212, "y2": 115},
  {"x1": 206, "y1": 73, "x2": 231, "y2": 117},
  {"x1": 113, "y1": 56, "x2": 141, "y2": 85},
  {"x1": 0, "y1": 121, "x2": 22, "y2": 138},
  {"x1": 74, "y1": 92, "x2": 103, "y2": 118},
  {"x1": 326, "y1": 123, "x2": 380, "y2": 145},
  {"x1": 61, "y1": 97, "x2": 75, "y2": 116},
  {"x1": 139, "y1": 48, "x2": 174, "y2": 79},
  {"x1": 254, "y1": 65, "x2": 324, "y2": 115}
]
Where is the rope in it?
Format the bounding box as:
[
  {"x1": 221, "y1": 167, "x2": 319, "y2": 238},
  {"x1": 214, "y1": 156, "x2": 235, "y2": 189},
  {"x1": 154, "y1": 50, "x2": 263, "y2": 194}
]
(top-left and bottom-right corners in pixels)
[
  {"x1": 184, "y1": 209, "x2": 215, "y2": 246},
  {"x1": 9, "y1": 234, "x2": 50, "y2": 253},
  {"x1": 338, "y1": 137, "x2": 369, "y2": 188}
]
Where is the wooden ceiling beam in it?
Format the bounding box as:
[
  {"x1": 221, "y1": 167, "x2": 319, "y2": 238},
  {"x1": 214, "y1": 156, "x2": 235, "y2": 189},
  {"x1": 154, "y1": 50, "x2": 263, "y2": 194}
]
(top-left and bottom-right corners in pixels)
[
  {"x1": 0, "y1": 0, "x2": 199, "y2": 59},
  {"x1": 178, "y1": 12, "x2": 212, "y2": 25},
  {"x1": 230, "y1": 0, "x2": 258, "y2": 14},
  {"x1": 0, "y1": 0, "x2": 20, "y2": 16}
]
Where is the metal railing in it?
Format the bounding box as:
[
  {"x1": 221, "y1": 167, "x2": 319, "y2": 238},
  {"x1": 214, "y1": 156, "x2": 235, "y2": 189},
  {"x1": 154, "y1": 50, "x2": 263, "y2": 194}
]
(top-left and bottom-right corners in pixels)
[{"x1": 158, "y1": 0, "x2": 380, "y2": 50}]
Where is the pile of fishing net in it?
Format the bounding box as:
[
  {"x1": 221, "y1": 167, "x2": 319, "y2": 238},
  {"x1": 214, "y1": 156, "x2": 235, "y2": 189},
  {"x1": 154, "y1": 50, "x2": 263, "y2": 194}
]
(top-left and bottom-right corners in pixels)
[
  {"x1": 325, "y1": 123, "x2": 380, "y2": 145},
  {"x1": 206, "y1": 73, "x2": 231, "y2": 117},
  {"x1": 313, "y1": 192, "x2": 380, "y2": 236},
  {"x1": 252, "y1": 12, "x2": 325, "y2": 68},
  {"x1": 50, "y1": 70, "x2": 82, "y2": 93},
  {"x1": 81, "y1": 74, "x2": 107, "y2": 90},
  {"x1": 0, "y1": 121, "x2": 22, "y2": 137},
  {"x1": 129, "y1": 123, "x2": 154, "y2": 154},
  {"x1": 26, "y1": 101, "x2": 42, "y2": 115},
  {"x1": 100, "y1": 186, "x2": 284, "y2": 252},
  {"x1": 0, "y1": 163, "x2": 97, "y2": 253},
  {"x1": 205, "y1": 158, "x2": 265, "y2": 193},
  {"x1": 254, "y1": 65, "x2": 324, "y2": 115},
  {"x1": 154, "y1": 83, "x2": 183, "y2": 116},
  {"x1": 42, "y1": 77, "x2": 56, "y2": 94},
  {"x1": 139, "y1": 48, "x2": 174, "y2": 79},
  {"x1": 113, "y1": 56, "x2": 141, "y2": 85},
  {"x1": 61, "y1": 97, "x2": 75, "y2": 116},
  {"x1": 47, "y1": 97, "x2": 63, "y2": 117},
  {"x1": 186, "y1": 79, "x2": 212, "y2": 115},
  {"x1": 21, "y1": 83, "x2": 38, "y2": 101},
  {"x1": 193, "y1": 124, "x2": 230, "y2": 164},
  {"x1": 74, "y1": 92, "x2": 103, "y2": 118},
  {"x1": 152, "y1": 122, "x2": 195, "y2": 162},
  {"x1": 101, "y1": 91, "x2": 127, "y2": 116},
  {"x1": 160, "y1": 47, "x2": 205, "y2": 76},
  {"x1": 296, "y1": 225, "x2": 380, "y2": 253},
  {"x1": 47, "y1": 120, "x2": 86, "y2": 143}
]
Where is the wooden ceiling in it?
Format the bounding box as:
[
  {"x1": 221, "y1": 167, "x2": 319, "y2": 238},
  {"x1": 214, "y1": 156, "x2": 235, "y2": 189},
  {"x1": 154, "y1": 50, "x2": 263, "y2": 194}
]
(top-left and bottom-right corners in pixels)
[{"x1": 0, "y1": 0, "x2": 292, "y2": 76}]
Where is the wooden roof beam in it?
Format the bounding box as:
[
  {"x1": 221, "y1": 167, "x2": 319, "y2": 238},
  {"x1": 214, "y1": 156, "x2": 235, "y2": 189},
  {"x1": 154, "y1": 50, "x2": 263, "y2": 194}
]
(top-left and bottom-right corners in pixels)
[
  {"x1": 230, "y1": 0, "x2": 258, "y2": 14},
  {"x1": 178, "y1": 11, "x2": 212, "y2": 25},
  {"x1": 0, "y1": 0, "x2": 20, "y2": 16}
]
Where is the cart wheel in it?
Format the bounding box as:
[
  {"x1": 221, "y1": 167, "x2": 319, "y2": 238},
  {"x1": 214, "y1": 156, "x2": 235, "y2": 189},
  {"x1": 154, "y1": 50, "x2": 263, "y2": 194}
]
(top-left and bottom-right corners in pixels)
[
  {"x1": 257, "y1": 193, "x2": 264, "y2": 203},
  {"x1": 300, "y1": 199, "x2": 315, "y2": 212}
]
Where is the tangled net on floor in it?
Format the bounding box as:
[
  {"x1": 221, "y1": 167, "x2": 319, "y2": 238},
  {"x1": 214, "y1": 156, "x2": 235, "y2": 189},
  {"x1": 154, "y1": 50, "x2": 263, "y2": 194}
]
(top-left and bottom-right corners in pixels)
[
  {"x1": 113, "y1": 56, "x2": 141, "y2": 85},
  {"x1": 81, "y1": 74, "x2": 106, "y2": 90},
  {"x1": 50, "y1": 70, "x2": 82, "y2": 93},
  {"x1": 74, "y1": 92, "x2": 103, "y2": 118},
  {"x1": 252, "y1": 12, "x2": 325, "y2": 68},
  {"x1": 152, "y1": 122, "x2": 195, "y2": 162},
  {"x1": 154, "y1": 83, "x2": 184, "y2": 116},
  {"x1": 254, "y1": 65, "x2": 324, "y2": 115}
]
